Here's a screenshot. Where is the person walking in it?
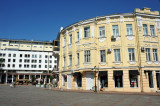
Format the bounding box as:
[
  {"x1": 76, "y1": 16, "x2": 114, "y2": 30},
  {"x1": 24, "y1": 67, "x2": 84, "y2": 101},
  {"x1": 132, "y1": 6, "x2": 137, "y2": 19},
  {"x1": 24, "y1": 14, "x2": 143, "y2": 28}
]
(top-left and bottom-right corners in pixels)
[{"x1": 13, "y1": 81, "x2": 16, "y2": 88}]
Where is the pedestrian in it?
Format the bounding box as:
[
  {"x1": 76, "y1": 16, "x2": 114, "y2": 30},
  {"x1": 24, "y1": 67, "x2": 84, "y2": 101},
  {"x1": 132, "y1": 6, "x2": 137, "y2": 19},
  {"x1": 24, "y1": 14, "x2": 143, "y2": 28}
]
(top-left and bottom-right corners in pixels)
[
  {"x1": 10, "y1": 83, "x2": 13, "y2": 88},
  {"x1": 13, "y1": 81, "x2": 16, "y2": 88}
]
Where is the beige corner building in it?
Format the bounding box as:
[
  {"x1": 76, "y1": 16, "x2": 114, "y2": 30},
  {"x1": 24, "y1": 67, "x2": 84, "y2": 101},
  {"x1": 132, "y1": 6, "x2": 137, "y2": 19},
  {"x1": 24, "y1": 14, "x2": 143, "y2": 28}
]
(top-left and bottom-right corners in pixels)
[{"x1": 57, "y1": 7, "x2": 160, "y2": 92}]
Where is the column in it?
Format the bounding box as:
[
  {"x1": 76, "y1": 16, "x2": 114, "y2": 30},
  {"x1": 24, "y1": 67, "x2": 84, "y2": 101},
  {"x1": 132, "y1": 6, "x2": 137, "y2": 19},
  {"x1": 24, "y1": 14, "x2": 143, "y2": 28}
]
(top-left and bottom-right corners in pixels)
[
  {"x1": 49, "y1": 78, "x2": 50, "y2": 84},
  {"x1": 29, "y1": 75, "x2": 31, "y2": 80},
  {"x1": 24, "y1": 75, "x2": 25, "y2": 79},
  {"x1": 5, "y1": 72, "x2": 8, "y2": 84},
  {"x1": 40, "y1": 75, "x2": 41, "y2": 79},
  {"x1": 12, "y1": 74, "x2": 14, "y2": 83},
  {"x1": 0, "y1": 74, "x2": 2, "y2": 83},
  {"x1": 18, "y1": 75, "x2": 19, "y2": 79},
  {"x1": 35, "y1": 75, "x2": 36, "y2": 79}
]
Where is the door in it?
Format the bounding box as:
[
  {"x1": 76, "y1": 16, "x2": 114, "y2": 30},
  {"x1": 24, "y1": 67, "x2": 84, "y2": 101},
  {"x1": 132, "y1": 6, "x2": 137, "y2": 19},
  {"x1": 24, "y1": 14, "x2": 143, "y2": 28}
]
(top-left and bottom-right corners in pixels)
[
  {"x1": 67, "y1": 74, "x2": 72, "y2": 89},
  {"x1": 86, "y1": 72, "x2": 94, "y2": 90}
]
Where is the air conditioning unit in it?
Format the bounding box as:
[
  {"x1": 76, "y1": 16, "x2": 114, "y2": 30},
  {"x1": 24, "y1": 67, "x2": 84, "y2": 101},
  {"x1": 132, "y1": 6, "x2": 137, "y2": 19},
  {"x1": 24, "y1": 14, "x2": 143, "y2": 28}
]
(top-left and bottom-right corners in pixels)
[
  {"x1": 111, "y1": 35, "x2": 116, "y2": 40},
  {"x1": 107, "y1": 49, "x2": 111, "y2": 53},
  {"x1": 141, "y1": 47, "x2": 145, "y2": 51}
]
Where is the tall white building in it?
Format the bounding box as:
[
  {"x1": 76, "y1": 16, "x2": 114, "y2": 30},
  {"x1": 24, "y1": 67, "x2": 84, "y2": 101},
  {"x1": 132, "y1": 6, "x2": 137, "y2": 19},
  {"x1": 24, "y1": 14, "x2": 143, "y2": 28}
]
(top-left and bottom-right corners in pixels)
[{"x1": 0, "y1": 39, "x2": 58, "y2": 84}]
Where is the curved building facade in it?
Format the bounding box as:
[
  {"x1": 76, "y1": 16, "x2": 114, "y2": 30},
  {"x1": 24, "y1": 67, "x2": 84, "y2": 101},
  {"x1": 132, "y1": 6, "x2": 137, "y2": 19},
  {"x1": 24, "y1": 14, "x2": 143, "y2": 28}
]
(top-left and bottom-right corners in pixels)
[{"x1": 58, "y1": 7, "x2": 160, "y2": 92}]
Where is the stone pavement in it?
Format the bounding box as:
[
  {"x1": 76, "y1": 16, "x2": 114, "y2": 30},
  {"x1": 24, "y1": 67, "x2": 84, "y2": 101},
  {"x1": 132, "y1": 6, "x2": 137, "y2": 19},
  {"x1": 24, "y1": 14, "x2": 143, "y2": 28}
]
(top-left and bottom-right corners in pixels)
[{"x1": 0, "y1": 84, "x2": 160, "y2": 106}]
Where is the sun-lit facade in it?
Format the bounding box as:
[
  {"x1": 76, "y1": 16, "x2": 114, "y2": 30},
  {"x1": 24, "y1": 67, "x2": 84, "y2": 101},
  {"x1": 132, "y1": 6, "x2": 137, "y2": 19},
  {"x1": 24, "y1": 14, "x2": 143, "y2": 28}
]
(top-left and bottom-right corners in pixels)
[{"x1": 58, "y1": 7, "x2": 160, "y2": 92}]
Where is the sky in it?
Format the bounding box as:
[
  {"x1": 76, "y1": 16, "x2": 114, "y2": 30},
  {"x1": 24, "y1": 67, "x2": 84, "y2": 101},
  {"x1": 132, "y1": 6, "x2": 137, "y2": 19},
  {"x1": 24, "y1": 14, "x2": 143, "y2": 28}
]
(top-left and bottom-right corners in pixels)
[{"x1": 0, "y1": 0, "x2": 160, "y2": 41}]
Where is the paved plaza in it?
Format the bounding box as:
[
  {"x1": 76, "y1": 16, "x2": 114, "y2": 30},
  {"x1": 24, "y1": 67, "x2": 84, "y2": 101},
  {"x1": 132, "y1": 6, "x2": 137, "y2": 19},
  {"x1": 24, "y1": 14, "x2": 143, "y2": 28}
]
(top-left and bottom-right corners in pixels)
[{"x1": 0, "y1": 85, "x2": 160, "y2": 106}]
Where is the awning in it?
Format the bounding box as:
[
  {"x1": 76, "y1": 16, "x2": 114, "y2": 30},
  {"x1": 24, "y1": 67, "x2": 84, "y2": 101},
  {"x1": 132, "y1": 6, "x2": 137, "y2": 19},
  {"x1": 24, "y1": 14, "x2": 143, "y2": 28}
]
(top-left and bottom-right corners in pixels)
[
  {"x1": 114, "y1": 71, "x2": 123, "y2": 76},
  {"x1": 129, "y1": 70, "x2": 139, "y2": 75},
  {"x1": 99, "y1": 71, "x2": 108, "y2": 76}
]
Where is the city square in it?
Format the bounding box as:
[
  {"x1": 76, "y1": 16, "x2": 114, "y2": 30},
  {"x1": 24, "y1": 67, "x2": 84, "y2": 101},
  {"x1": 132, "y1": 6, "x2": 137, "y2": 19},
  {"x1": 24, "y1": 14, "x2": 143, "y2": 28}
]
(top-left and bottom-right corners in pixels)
[{"x1": 0, "y1": 85, "x2": 160, "y2": 106}]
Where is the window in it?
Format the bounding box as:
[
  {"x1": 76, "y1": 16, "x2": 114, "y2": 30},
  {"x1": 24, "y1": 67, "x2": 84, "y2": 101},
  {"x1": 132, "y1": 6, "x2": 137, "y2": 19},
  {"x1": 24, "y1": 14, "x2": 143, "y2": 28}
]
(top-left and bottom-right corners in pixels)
[
  {"x1": 148, "y1": 71, "x2": 154, "y2": 88},
  {"x1": 39, "y1": 60, "x2": 42, "y2": 63},
  {"x1": 54, "y1": 65, "x2": 57, "y2": 69},
  {"x1": 13, "y1": 59, "x2": 16, "y2": 62},
  {"x1": 45, "y1": 60, "x2": 47, "y2": 63},
  {"x1": 64, "y1": 37, "x2": 66, "y2": 47},
  {"x1": 100, "y1": 50, "x2": 106, "y2": 62},
  {"x1": 19, "y1": 64, "x2": 22, "y2": 68},
  {"x1": 3, "y1": 44, "x2": 6, "y2": 46},
  {"x1": 8, "y1": 64, "x2": 10, "y2": 68},
  {"x1": 77, "y1": 53, "x2": 79, "y2": 65},
  {"x1": 39, "y1": 65, "x2": 41, "y2": 68},
  {"x1": 77, "y1": 32, "x2": 79, "y2": 42},
  {"x1": 50, "y1": 55, "x2": 52, "y2": 58},
  {"x1": 126, "y1": 24, "x2": 133, "y2": 35},
  {"x1": 84, "y1": 50, "x2": 90, "y2": 63},
  {"x1": 12, "y1": 64, "x2": 15, "y2": 68},
  {"x1": 69, "y1": 55, "x2": 72, "y2": 66},
  {"x1": 49, "y1": 60, "x2": 52, "y2": 63},
  {"x1": 20, "y1": 54, "x2": 22, "y2": 57},
  {"x1": 129, "y1": 70, "x2": 138, "y2": 87},
  {"x1": 19, "y1": 59, "x2": 22, "y2": 62},
  {"x1": 8, "y1": 59, "x2": 11, "y2": 62},
  {"x1": 39, "y1": 55, "x2": 42, "y2": 58},
  {"x1": 84, "y1": 27, "x2": 90, "y2": 38},
  {"x1": 45, "y1": 55, "x2": 48, "y2": 58},
  {"x1": 146, "y1": 48, "x2": 151, "y2": 61},
  {"x1": 63, "y1": 56, "x2": 66, "y2": 67},
  {"x1": 99, "y1": 27, "x2": 105, "y2": 37},
  {"x1": 3, "y1": 54, "x2": 6, "y2": 57},
  {"x1": 8, "y1": 54, "x2": 11, "y2": 57},
  {"x1": 153, "y1": 49, "x2": 158, "y2": 61},
  {"x1": 76, "y1": 73, "x2": 82, "y2": 87},
  {"x1": 49, "y1": 65, "x2": 52, "y2": 68},
  {"x1": 69, "y1": 34, "x2": 72, "y2": 45},
  {"x1": 99, "y1": 71, "x2": 108, "y2": 88},
  {"x1": 45, "y1": 65, "x2": 47, "y2": 68},
  {"x1": 143, "y1": 24, "x2": 148, "y2": 35},
  {"x1": 114, "y1": 71, "x2": 123, "y2": 88},
  {"x1": 114, "y1": 49, "x2": 121, "y2": 62},
  {"x1": 150, "y1": 25, "x2": 155, "y2": 36},
  {"x1": 54, "y1": 60, "x2": 57, "y2": 63},
  {"x1": 112, "y1": 25, "x2": 119, "y2": 37},
  {"x1": 128, "y1": 48, "x2": 135, "y2": 61}
]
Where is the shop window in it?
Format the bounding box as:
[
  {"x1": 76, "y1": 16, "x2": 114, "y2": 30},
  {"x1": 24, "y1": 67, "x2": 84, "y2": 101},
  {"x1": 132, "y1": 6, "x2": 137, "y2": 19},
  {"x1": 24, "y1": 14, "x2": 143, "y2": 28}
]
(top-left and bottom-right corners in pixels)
[
  {"x1": 148, "y1": 71, "x2": 154, "y2": 88},
  {"x1": 76, "y1": 73, "x2": 82, "y2": 87},
  {"x1": 156, "y1": 71, "x2": 160, "y2": 89},
  {"x1": 129, "y1": 70, "x2": 138, "y2": 87},
  {"x1": 114, "y1": 71, "x2": 123, "y2": 88},
  {"x1": 99, "y1": 71, "x2": 108, "y2": 88}
]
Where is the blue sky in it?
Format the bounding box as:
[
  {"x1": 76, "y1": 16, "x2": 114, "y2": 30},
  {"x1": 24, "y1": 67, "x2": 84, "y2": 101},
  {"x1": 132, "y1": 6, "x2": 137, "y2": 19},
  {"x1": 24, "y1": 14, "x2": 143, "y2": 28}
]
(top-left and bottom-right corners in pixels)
[{"x1": 0, "y1": 0, "x2": 160, "y2": 41}]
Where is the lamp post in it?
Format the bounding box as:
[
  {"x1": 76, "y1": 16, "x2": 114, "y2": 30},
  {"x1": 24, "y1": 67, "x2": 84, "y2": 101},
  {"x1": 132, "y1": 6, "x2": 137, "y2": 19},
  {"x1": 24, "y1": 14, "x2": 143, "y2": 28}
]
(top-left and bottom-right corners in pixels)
[{"x1": 93, "y1": 66, "x2": 97, "y2": 92}]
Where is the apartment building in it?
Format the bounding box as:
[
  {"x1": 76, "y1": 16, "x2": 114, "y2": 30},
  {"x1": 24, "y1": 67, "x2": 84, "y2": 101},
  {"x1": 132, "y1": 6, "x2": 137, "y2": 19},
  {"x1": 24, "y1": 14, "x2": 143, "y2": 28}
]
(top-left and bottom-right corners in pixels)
[
  {"x1": 58, "y1": 7, "x2": 160, "y2": 92},
  {"x1": 0, "y1": 39, "x2": 58, "y2": 83}
]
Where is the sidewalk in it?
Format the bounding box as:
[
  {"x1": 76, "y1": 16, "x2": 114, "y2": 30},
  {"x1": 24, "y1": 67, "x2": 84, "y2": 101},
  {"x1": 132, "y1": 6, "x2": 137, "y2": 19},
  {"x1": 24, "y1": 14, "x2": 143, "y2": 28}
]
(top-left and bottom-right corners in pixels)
[{"x1": 45, "y1": 87, "x2": 160, "y2": 96}]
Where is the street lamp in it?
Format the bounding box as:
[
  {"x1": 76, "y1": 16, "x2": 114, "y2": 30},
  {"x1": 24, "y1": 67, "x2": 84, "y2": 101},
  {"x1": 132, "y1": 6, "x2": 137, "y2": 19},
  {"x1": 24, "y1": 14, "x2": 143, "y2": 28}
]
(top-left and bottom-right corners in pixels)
[{"x1": 92, "y1": 66, "x2": 97, "y2": 92}]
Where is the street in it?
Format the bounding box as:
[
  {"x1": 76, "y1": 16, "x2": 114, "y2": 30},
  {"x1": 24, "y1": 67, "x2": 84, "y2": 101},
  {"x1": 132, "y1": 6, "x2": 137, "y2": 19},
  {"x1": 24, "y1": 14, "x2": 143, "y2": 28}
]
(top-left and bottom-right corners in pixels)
[{"x1": 0, "y1": 85, "x2": 160, "y2": 106}]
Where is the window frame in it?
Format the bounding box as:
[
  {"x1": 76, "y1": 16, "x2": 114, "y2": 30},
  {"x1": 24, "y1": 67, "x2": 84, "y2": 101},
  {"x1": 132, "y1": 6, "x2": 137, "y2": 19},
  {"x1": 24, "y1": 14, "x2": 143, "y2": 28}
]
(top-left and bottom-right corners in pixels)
[
  {"x1": 128, "y1": 48, "x2": 135, "y2": 61},
  {"x1": 143, "y1": 24, "x2": 148, "y2": 36},
  {"x1": 99, "y1": 26, "x2": 105, "y2": 38},
  {"x1": 84, "y1": 50, "x2": 90, "y2": 63},
  {"x1": 145, "y1": 48, "x2": 151, "y2": 61},
  {"x1": 126, "y1": 24, "x2": 133, "y2": 35},
  {"x1": 112, "y1": 25, "x2": 119, "y2": 37},
  {"x1": 114, "y1": 49, "x2": 121, "y2": 62},
  {"x1": 84, "y1": 27, "x2": 90, "y2": 38},
  {"x1": 100, "y1": 50, "x2": 106, "y2": 62}
]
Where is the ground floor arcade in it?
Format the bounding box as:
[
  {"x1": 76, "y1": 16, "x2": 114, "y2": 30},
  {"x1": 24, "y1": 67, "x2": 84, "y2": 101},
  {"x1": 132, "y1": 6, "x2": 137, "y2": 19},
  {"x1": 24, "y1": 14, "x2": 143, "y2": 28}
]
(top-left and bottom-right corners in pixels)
[
  {"x1": 0, "y1": 71, "x2": 54, "y2": 84},
  {"x1": 59, "y1": 68, "x2": 160, "y2": 92}
]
